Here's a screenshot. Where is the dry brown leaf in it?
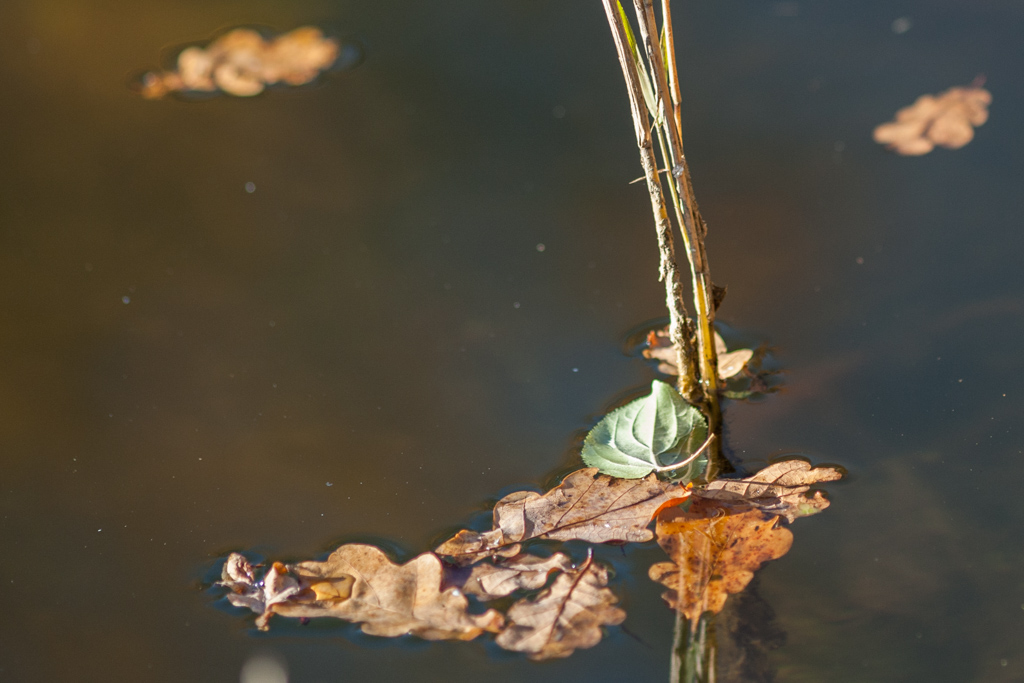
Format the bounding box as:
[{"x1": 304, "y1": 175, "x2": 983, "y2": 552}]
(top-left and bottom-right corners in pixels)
[
  {"x1": 220, "y1": 545, "x2": 503, "y2": 639},
  {"x1": 219, "y1": 556, "x2": 306, "y2": 625},
  {"x1": 644, "y1": 327, "x2": 752, "y2": 379},
  {"x1": 873, "y1": 84, "x2": 992, "y2": 155},
  {"x1": 139, "y1": 26, "x2": 341, "y2": 99},
  {"x1": 495, "y1": 554, "x2": 626, "y2": 660},
  {"x1": 649, "y1": 499, "x2": 793, "y2": 622},
  {"x1": 697, "y1": 459, "x2": 843, "y2": 522},
  {"x1": 453, "y1": 553, "x2": 574, "y2": 601},
  {"x1": 435, "y1": 468, "x2": 690, "y2": 565}
]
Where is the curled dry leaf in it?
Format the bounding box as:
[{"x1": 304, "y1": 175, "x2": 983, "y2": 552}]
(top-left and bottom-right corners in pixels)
[
  {"x1": 873, "y1": 84, "x2": 991, "y2": 155},
  {"x1": 139, "y1": 26, "x2": 342, "y2": 99},
  {"x1": 220, "y1": 545, "x2": 503, "y2": 639},
  {"x1": 435, "y1": 468, "x2": 691, "y2": 565},
  {"x1": 495, "y1": 554, "x2": 626, "y2": 660},
  {"x1": 644, "y1": 327, "x2": 752, "y2": 380},
  {"x1": 219, "y1": 555, "x2": 306, "y2": 627},
  {"x1": 696, "y1": 459, "x2": 844, "y2": 522},
  {"x1": 649, "y1": 499, "x2": 793, "y2": 622},
  {"x1": 454, "y1": 552, "x2": 574, "y2": 601}
]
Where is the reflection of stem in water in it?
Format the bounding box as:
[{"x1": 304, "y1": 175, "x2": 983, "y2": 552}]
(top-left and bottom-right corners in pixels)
[{"x1": 672, "y1": 611, "x2": 715, "y2": 683}]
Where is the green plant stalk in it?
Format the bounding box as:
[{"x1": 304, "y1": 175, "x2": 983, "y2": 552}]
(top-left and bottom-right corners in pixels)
[
  {"x1": 602, "y1": 0, "x2": 700, "y2": 401},
  {"x1": 603, "y1": 3, "x2": 724, "y2": 681},
  {"x1": 630, "y1": 0, "x2": 721, "y2": 436}
]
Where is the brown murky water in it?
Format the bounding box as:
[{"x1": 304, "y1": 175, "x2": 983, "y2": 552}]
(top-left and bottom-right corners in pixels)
[{"x1": 2, "y1": 1, "x2": 1023, "y2": 681}]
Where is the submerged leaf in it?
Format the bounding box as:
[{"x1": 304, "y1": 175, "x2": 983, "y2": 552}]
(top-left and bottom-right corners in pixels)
[
  {"x1": 649, "y1": 499, "x2": 793, "y2": 621},
  {"x1": 581, "y1": 380, "x2": 707, "y2": 478},
  {"x1": 696, "y1": 459, "x2": 844, "y2": 522},
  {"x1": 495, "y1": 554, "x2": 626, "y2": 660},
  {"x1": 435, "y1": 468, "x2": 691, "y2": 565},
  {"x1": 221, "y1": 545, "x2": 503, "y2": 639},
  {"x1": 873, "y1": 83, "x2": 991, "y2": 155}
]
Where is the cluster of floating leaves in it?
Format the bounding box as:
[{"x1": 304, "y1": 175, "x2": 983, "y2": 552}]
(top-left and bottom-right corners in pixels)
[
  {"x1": 218, "y1": 462, "x2": 841, "y2": 659},
  {"x1": 139, "y1": 27, "x2": 343, "y2": 99},
  {"x1": 643, "y1": 328, "x2": 753, "y2": 380},
  {"x1": 873, "y1": 83, "x2": 992, "y2": 156}
]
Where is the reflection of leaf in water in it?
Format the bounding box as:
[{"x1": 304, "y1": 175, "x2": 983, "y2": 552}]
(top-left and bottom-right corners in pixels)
[
  {"x1": 222, "y1": 545, "x2": 503, "y2": 639},
  {"x1": 649, "y1": 499, "x2": 793, "y2": 622},
  {"x1": 139, "y1": 26, "x2": 349, "y2": 99},
  {"x1": 696, "y1": 459, "x2": 844, "y2": 522},
  {"x1": 873, "y1": 84, "x2": 991, "y2": 155},
  {"x1": 435, "y1": 467, "x2": 691, "y2": 565},
  {"x1": 495, "y1": 553, "x2": 626, "y2": 660}
]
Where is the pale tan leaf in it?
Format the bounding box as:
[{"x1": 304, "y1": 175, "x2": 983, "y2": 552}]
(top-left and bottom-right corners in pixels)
[
  {"x1": 457, "y1": 553, "x2": 573, "y2": 601},
  {"x1": 697, "y1": 459, "x2": 843, "y2": 522},
  {"x1": 495, "y1": 555, "x2": 626, "y2": 660},
  {"x1": 277, "y1": 544, "x2": 503, "y2": 639},
  {"x1": 220, "y1": 546, "x2": 503, "y2": 639},
  {"x1": 645, "y1": 327, "x2": 752, "y2": 379},
  {"x1": 139, "y1": 26, "x2": 342, "y2": 99},
  {"x1": 717, "y1": 348, "x2": 754, "y2": 379},
  {"x1": 873, "y1": 84, "x2": 991, "y2": 155},
  {"x1": 435, "y1": 468, "x2": 690, "y2": 565},
  {"x1": 649, "y1": 499, "x2": 793, "y2": 621}
]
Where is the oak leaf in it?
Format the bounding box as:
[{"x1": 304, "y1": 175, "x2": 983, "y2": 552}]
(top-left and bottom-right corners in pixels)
[
  {"x1": 495, "y1": 554, "x2": 626, "y2": 660},
  {"x1": 435, "y1": 468, "x2": 691, "y2": 565},
  {"x1": 139, "y1": 26, "x2": 345, "y2": 99},
  {"x1": 219, "y1": 556, "x2": 307, "y2": 627},
  {"x1": 454, "y1": 552, "x2": 574, "y2": 601},
  {"x1": 649, "y1": 499, "x2": 793, "y2": 622},
  {"x1": 696, "y1": 459, "x2": 843, "y2": 522},
  {"x1": 644, "y1": 328, "x2": 753, "y2": 380},
  {"x1": 873, "y1": 84, "x2": 991, "y2": 155},
  {"x1": 221, "y1": 545, "x2": 504, "y2": 639}
]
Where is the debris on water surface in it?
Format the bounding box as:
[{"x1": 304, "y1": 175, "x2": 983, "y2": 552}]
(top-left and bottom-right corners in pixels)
[
  {"x1": 873, "y1": 82, "x2": 991, "y2": 155},
  {"x1": 138, "y1": 27, "x2": 352, "y2": 99},
  {"x1": 644, "y1": 327, "x2": 753, "y2": 379}
]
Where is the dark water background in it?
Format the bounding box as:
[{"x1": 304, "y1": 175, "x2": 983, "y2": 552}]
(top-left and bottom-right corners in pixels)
[{"x1": 2, "y1": 1, "x2": 1023, "y2": 681}]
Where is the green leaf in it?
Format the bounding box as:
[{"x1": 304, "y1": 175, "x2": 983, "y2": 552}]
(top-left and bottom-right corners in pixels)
[{"x1": 581, "y1": 380, "x2": 707, "y2": 479}]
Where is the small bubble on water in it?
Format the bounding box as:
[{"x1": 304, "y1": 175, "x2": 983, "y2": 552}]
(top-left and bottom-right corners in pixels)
[
  {"x1": 244, "y1": 181, "x2": 256, "y2": 193},
  {"x1": 122, "y1": 296, "x2": 131, "y2": 304},
  {"x1": 536, "y1": 243, "x2": 546, "y2": 252},
  {"x1": 513, "y1": 301, "x2": 521, "y2": 309}
]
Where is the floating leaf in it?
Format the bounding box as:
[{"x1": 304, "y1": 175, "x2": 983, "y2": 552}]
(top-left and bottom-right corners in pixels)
[
  {"x1": 436, "y1": 467, "x2": 691, "y2": 565},
  {"x1": 696, "y1": 459, "x2": 844, "y2": 522},
  {"x1": 138, "y1": 26, "x2": 353, "y2": 99},
  {"x1": 219, "y1": 557, "x2": 307, "y2": 627},
  {"x1": 453, "y1": 553, "x2": 574, "y2": 601},
  {"x1": 495, "y1": 553, "x2": 626, "y2": 660},
  {"x1": 649, "y1": 499, "x2": 793, "y2": 622},
  {"x1": 873, "y1": 83, "x2": 991, "y2": 155},
  {"x1": 581, "y1": 380, "x2": 707, "y2": 479},
  {"x1": 644, "y1": 328, "x2": 753, "y2": 380},
  {"x1": 220, "y1": 545, "x2": 503, "y2": 639}
]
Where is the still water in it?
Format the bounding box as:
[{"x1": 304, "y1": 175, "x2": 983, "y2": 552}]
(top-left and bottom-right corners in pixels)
[{"x1": 1, "y1": 1, "x2": 1023, "y2": 681}]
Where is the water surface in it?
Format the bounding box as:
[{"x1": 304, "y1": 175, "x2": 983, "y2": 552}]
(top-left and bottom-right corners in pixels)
[{"x1": 1, "y1": 1, "x2": 1023, "y2": 681}]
